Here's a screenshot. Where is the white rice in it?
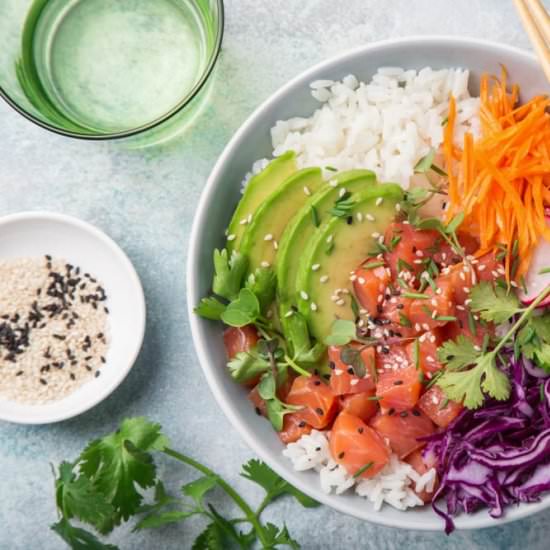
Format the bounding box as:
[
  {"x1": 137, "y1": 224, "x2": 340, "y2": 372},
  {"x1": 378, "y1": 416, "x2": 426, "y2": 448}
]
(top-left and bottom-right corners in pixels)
[
  {"x1": 283, "y1": 430, "x2": 437, "y2": 512},
  {"x1": 270, "y1": 66, "x2": 480, "y2": 188}
]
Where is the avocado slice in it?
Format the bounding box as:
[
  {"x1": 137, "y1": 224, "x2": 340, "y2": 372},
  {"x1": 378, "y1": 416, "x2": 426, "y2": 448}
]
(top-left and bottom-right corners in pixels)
[
  {"x1": 277, "y1": 169, "x2": 377, "y2": 305},
  {"x1": 295, "y1": 183, "x2": 404, "y2": 341},
  {"x1": 240, "y1": 167, "x2": 325, "y2": 272},
  {"x1": 227, "y1": 151, "x2": 297, "y2": 252}
]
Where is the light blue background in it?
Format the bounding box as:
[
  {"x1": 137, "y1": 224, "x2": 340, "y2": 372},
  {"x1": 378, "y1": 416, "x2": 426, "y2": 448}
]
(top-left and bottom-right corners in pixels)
[{"x1": 0, "y1": 1, "x2": 548, "y2": 548}]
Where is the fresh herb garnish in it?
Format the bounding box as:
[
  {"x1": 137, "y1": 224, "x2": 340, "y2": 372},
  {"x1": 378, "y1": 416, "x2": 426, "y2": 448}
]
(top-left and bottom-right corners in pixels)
[
  {"x1": 437, "y1": 284, "x2": 550, "y2": 408},
  {"x1": 50, "y1": 418, "x2": 317, "y2": 550},
  {"x1": 363, "y1": 261, "x2": 385, "y2": 270},
  {"x1": 330, "y1": 192, "x2": 355, "y2": 218},
  {"x1": 399, "y1": 312, "x2": 412, "y2": 327},
  {"x1": 324, "y1": 165, "x2": 338, "y2": 172},
  {"x1": 413, "y1": 148, "x2": 447, "y2": 176},
  {"x1": 413, "y1": 338, "x2": 420, "y2": 370},
  {"x1": 403, "y1": 291, "x2": 429, "y2": 300},
  {"x1": 539, "y1": 267, "x2": 550, "y2": 275},
  {"x1": 310, "y1": 205, "x2": 320, "y2": 227},
  {"x1": 324, "y1": 319, "x2": 357, "y2": 346},
  {"x1": 340, "y1": 345, "x2": 366, "y2": 378},
  {"x1": 353, "y1": 462, "x2": 374, "y2": 478}
]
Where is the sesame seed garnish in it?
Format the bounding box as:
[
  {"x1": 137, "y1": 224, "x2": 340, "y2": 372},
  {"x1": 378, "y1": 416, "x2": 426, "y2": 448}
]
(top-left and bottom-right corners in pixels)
[
  {"x1": 320, "y1": 275, "x2": 329, "y2": 283},
  {"x1": 336, "y1": 299, "x2": 345, "y2": 306},
  {"x1": 260, "y1": 261, "x2": 270, "y2": 268},
  {"x1": 395, "y1": 203, "x2": 401, "y2": 212},
  {"x1": 227, "y1": 234, "x2": 236, "y2": 241},
  {"x1": 300, "y1": 291, "x2": 309, "y2": 300},
  {"x1": 310, "y1": 302, "x2": 318, "y2": 311},
  {"x1": 329, "y1": 179, "x2": 338, "y2": 187},
  {"x1": 303, "y1": 186, "x2": 312, "y2": 196},
  {"x1": 366, "y1": 213, "x2": 375, "y2": 222},
  {"x1": 239, "y1": 218, "x2": 249, "y2": 225},
  {"x1": 463, "y1": 287, "x2": 470, "y2": 294},
  {"x1": 264, "y1": 233, "x2": 273, "y2": 241},
  {"x1": 414, "y1": 323, "x2": 421, "y2": 332},
  {"x1": 311, "y1": 264, "x2": 320, "y2": 271},
  {"x1": 339, "y1": 187, "x2": 347, "y2": 198},
  {"x1": 273, "y1": 241, "x2": 278, "y2": 250},
  {"x1": 356, "y1": 212, "x2": 364, "y2": 222},
  {"x1": 326, "y1": 234, "x2": 334, "y2": 243},
  {"x1": 284, "y1": 310, "x2": 294, "y2": 318},
  {"x1": 371, "y1": 232, "x2": 380, "y2": 239},
  {"x1": 376, "y1": 197, "x2": 384, "y2": 206}
]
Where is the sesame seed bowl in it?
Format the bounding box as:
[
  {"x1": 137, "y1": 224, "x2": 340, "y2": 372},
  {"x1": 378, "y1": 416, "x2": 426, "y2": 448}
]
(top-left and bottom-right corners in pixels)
[{"x1": 0, "y1": 211, "x2": 146, "y2": 424}]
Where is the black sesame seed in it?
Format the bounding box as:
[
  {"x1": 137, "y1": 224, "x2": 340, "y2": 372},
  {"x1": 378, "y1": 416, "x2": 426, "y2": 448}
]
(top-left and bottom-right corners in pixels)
[
  {"x1": 315, "y1": 407, "x2": 324, "y2": 415},
  {"x1": 315, "y1": 446, "x2": 321, "y2": 451},
  {"x1": 388, "y1": 408, "x2": 395, "y2": 416},
  {"x1": 255, "y1": 407, "x2": 262, "y2": 416},
  {"x1": 346, "y1": 216, "x2": 353, "y2": 225},
  {"x1": 382, "y1": 346, "x2": 390, "y2": 354},
  {"x1": 393, "y1": 380, "x2": 403, "y2": 386},
  {"x1": 400, "y1": 411, "x2": 408, "y2": 418},
  {"x1": 397, "y1": 303, "x2": 404, "y2": 310},
  {"x1": 94, "y1": 371, "x2": 100, "y2": 378},
  {"x1": 338, "y1": 452, "x2": 345, "y2": 459},
  {"x1": 70, "y1": 373, "x2": 76, "y2": 381},
  {"x1": 347, "y1": 367, "x2": 354, "y2": 375},
  {"x1": 329, "y1": 361, "x2": 336, "y2": 370},
  {"x1": 15, "y1": 370, "x2": 23, "y2": 376},
  {"x1": 314, "y1": 380, "x2": 321, "y2": 386},
  {"x1": 412, "y1": 409, "x2": 421, "y2": 417},
  {"x1": 357, "y1": 427, "x2": 364, "y2": 434},
  {"x1": 298, "y1": 421, "x2": 306, "y2": 428},
  {"x1": 39, "y1": 378, "x2": 47, "y2": 385}
]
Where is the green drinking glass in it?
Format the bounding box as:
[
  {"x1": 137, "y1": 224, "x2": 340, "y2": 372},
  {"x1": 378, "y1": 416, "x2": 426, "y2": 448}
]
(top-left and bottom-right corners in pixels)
[{"x1": 0, "y1": 0, "x2": 224, "y2": 143}]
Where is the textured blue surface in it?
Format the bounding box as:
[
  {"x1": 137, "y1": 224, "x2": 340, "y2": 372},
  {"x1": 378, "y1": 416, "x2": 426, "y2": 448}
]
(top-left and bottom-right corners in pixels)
[{"x1": 0, "y1": 1, "x2": 548, "y2": 548}]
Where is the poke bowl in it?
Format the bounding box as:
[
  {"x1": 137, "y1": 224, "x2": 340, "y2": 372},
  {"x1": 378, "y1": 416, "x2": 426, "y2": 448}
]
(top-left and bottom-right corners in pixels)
[{"x1": 187, "y1": 36, "x2": 550, "y2": 531}]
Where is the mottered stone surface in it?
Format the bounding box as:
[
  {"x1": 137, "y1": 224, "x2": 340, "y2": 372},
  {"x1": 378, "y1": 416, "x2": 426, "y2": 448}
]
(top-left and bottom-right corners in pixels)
[{"x1": 0, "y1": 1, "x2": 548, "y2": 548}]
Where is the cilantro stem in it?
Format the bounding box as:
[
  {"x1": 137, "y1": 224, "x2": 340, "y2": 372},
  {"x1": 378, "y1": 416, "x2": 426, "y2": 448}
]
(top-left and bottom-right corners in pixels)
[
  {"x1": 163, "y1": 448, "x2": 270, "y2": 547},
  {"x1": 491, "y1": 285, "x2": 550, "y2": 356},
  {"x1": 283, "y1": 354, "x2": 312, "y2": 377}
]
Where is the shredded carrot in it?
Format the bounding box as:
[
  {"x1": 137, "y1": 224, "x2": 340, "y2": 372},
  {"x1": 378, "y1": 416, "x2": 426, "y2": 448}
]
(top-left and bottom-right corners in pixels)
[{"x1": 444, "y1": 66, "x2": 550, "y2": 281}]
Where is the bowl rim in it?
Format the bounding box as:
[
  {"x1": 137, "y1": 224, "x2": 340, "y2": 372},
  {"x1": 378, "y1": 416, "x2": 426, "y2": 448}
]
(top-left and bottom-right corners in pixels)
[
  {"x1": 0, "y1": 0, "x2": 225, "y2": 141},
  {"x1": 187, "y1": 35, "x2": 549, "y2": 531},
  {"x1": 0, "y1": 210, "x2": 146, "y2": 424}
]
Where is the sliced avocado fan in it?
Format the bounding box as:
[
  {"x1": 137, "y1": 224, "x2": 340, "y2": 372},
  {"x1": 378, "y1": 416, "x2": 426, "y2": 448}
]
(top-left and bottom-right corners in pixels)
[
  {"x1": 226, "y1": 151, "x2": 296, "y2": 252},
  {"x1": 277, "y1": 169, "x2": 377, "y2": 306},
  {"x1": 295, "y1": 183, "x2": 403, "y2": 342},
  {"x1": 240, "y1": 167, "x2": 325, "y2": 273}
]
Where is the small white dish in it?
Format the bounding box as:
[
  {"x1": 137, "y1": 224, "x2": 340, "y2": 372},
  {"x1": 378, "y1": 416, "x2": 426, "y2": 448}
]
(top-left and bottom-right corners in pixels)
[{"x1": 0, "y1": 211, "x2": 146, "y2": 424}]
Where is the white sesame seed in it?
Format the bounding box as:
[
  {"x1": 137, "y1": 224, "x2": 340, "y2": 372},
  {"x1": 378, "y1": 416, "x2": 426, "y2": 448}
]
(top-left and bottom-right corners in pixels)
[
  {"x1": 336, "y1": 299, "x2": 345, "y2": 306},
  {"x1": 239, "y1": 218, "x2": 248, "y2": 225},
  {"x1": 300, "y1": 291, "x2": 309, "y2": 300},
  {"x1": 260, "y1": 261, "x2": 270, "y2": 268},
  {"x1": 273, "y1": 241, "x2": 278, "y2": 250},
  {"x1": 310, "y1": 302, "x2": 318, "y2": 311},
  {"x1": 376, "y1": 197, "x2": 384, "y2": 206},
  {"x1": 378, "y1": 236, "x2": 384, "y2": 244},
  {"x1": 334, "y1": 369, "x2": 343, "y2": 375},
  {"x1": 342, "y1": 289, "x2": 350, "y2": 295},
  {"x1": 303, "y1": 186, "x2": 311, "y2": 196},
  {"x1": 350, "y1": 274, "x2": 357, "y2": 282},
  {"x1": 339, "y1": 187, "x2": 347, "y2": 198},
  {"x1": 431, "y1": 310, "x2": 437, "y2": 319},
  {"x1": 414, "y1": 259, "x2": 423, "y2": 264},
  {"x1": 227, "y1": 234, "x2": 236, "y2": 241},
  {"x1": 436, "y1": 288, "x2": 442, "y2": 295},
  {"x1": 350, "y1": 378, "x2": 359, "y2": 386},
  {"x1": 326, "y1": 234, "x2": 333, "y2": 243},
  {"x1": 464, "y1": 299, "x2": 472, "y2": 306},
  {"x1": 459, "y1": 272, "x2": 465, "y2": 281},
  {"x1": 320, "y1": 275, "x2": 329, "y2": 283},
  {"x1": 456, "y1": 305, "x2": 465, "y2": 311},
  {"x1": 371, "y1": 232, "x2": 380, "y2": 239},
  {"x1": 463, "y1": 287, "x2": 470, "y2": 294},
  {"x1": 510, "y1": 281, "x2": 518, "y2": 288},
  {"x1": 311, "y1": 264, "x2": 320, "y2": 271},
  {"x1": 358, "y1": 277, "x2": 366, "y2": 284},
  {"x1": 264, "y1": 233, "x2": 273, "y2": 241},
  {"x1": 414, "y1": 323, "x2": 421, "y2": 332},
  {"x1": 477, "y1": 264, "x2": 486, "y2": 271},
  {"x1": 329, "y1": 179, "x2": 338, "y2": 187},
  {"x1": 422, "y1": 323, "x2": 431, "y2": 331},
  {"x1": 377, "y1": 294, "x2": 384, "y2": 304},
  {"x1": 474, "y1": 345, "x2": 481, "y2": 352},
  {"x1": 247, "y1": 214, "x2": 253, "y2": 223},
  {"x1": 284, "y1": 310, "x2": 294, "y2": 318},
  {"x1": 415, "y1": 250, "x2": 424, "y2": 257},
  {"x1": 395, "y1": 203, "x2": 401, "y2": 212},
  {"x1": 360, "y1": 308, "x2": 367, "y2": 315},
  {"x1": 366, "y1": 213, "x2": 375, "y2": 222}
]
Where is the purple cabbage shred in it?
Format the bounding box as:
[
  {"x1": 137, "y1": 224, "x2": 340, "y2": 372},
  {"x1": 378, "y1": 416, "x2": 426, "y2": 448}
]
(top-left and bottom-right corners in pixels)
[{"x1": 423, "y1": 354, "x2": 550, "y2": 534}]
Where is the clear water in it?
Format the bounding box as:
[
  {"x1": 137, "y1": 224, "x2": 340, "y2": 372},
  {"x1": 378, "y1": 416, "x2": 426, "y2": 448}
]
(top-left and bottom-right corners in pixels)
[{"x1": 29, "y1": 0, "x2": 208, "y2": 133}]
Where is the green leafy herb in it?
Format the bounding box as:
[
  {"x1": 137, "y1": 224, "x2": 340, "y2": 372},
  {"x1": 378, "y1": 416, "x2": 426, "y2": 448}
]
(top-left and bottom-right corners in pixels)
[
  {"x1": 351, "y1": 294, "x2": 360, "y2": 319},
  {"x1": 340, "y1": 345, "x2": 366, "y2": 378},
  {"x1": 227, "y1": 351, "x2": 270, "y2": 384},
  {"x1": 403, "y1": 291, "x2": 429, "y2": 300},
  {"x1": 245, "y1": 267, "x2": 277, "y2": 314},
  {"x1": 412, "y1": 339, "x2": 420, "y2": 370},
  {"x1": 220, "y1": 288, "x2": 260, "y2": 327},
  {"x1": 194, "y1": 296, "x2": 227, "y2": 321},
  {"x1": 414, "y1": 149, "x2": 436, "y2": 173},
  {"x1": 539, "y1": 267, "x2": 550, "y2": 275},
  {"x1": 438, "y1": 284, "x2": 550, "y2": 408},
  {"x1": 324, "y1": 165, "x2": 338, "y2": 172},
  {"x1": 330, "y1": 192, "x2": 355, "y2": 218},
  {"x1": 212, "y1": 248, "x2": 249, "y2": 301},
  {"x1": 50, "y1": 418, "x2": 318, "y2": 550},
  {"x1": 399, "y1": 312, "x2": 412, "y2": 327},
  {"x1": 363, "y1": 261, "x2": 385, "y2": 270},
  {"x1": 324, "y1": 319, "x2": 357, "y2": 346}
]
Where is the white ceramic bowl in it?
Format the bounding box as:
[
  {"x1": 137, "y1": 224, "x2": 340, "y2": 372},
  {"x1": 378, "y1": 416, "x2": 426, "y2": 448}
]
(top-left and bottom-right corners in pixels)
[
  {"x1": 0, "y1": 212, "x2": 146, "y2": 424},
  {"x1": 187, "y1": 37, "x2": 550, "y2": 530}
]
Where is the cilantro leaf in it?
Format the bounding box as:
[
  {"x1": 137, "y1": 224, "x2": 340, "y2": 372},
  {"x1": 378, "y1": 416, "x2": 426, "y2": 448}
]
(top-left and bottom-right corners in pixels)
[
  {"x1": 534, "y1": 343, "x2": 550, "y2": 371},
  {"x1": 265, "y1": 399, "x2": 303, "y2": 431},
  {"x1": 445, "y1": 212, "x2": 465, "y2": 235},
  {"x1": 227, "y1": 351, "x2": 269, "y2": 383},
  {"x1": 437, "y1": 335, "x2": 479, "y2": 371},
  {"x1": 220, "y1": 288, "x2": 260, "y2": 327},
  {"x1": 212, "y1": 249, "x2": 248, "y2": 301},
  {"x1": 134, "y1": 510, "x2": 195, "y2": 530},
  {"x1": 241, "y1": 459, "x2": 319, "y2": 508},
  {"x1": 55, "y1": 462, "x2": 114, "y2": 531},
  {"x1": 438, "y1": 354, "x2": 510, "y2": 409},
  {"x1": 281, "y1": 308, "x2": 311, "y2": 358},
  {"x1": 192, "y1": 522, "x2": 225, "y2": 550},
  {"x1": 51, "y1": 518, "x2": 118, "y2": 550},
  {"x1": 324, "y1": 319, "x2": 356, "y2": 346},
  {"x1": 194, "y1": 297, "x2": 226, "y2": 321},
  {"x1": 470, "y1": 282, "x2": 521, "y2": 323},
  {"x1": 264, "y1": 523, "x2": 301, "y2": 550},
  {"x1": 414, "y1": 149, "x2": 436, "y2": 173},
  {"x1": 245, "y1": 267, "x2": 277, "y2": 313},
  {"x1": 182, "y1": 476, "x2": 218, "y2": 506},
  {"x1": 79, "y1": 418, "x2": 169, "y2": 526}
]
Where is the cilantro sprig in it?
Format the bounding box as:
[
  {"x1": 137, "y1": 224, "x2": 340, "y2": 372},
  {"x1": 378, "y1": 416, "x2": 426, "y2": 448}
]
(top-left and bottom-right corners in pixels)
[
  {"x1": 51, "y1": 417, "x2": 318, "y2": 550},
  {"x1": 437, "y1": 283, "x2": 550, "y2": 408}
]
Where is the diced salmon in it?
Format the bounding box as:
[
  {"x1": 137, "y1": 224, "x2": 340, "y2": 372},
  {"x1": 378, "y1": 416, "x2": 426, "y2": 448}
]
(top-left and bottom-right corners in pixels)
[
  {"x1": 405, "y1": 330, "x2": 444, "y2": 375},
  {"x1": 408, "y1": 275, "x2": 456, "y2": 331},
  {"x1": 418, "y1": 386, "x2": 463, "y2": 428},
  {"x1": 223, "y1": 325, "x2": 259, "y2": 358},
  {"x1": 286, "y1": 375, "x2": 338, "y2": 429},
  {"x1": 380, "y1": 295, "x2": 420, "y2": 338},
  {"x1": 432, "y1": 232, "x2": 478, "y2": 267},
  {"x1": 376, "y1": 363, "x2": 422, "y2": 413},
  {"x1": 328, "y1": 345, "x2": 376, "y2": 395},
  {"x1": 475, "y1": 252, "x2": 503, "y2": 283},
  {"x1": 370, "y1": 409, "x2": 435, "y2": 458},
  {"x1": 384, "y1": 222, "x2": 439, "y2": 279},
  {"x1": 339, "y1": 390, "x2": 379, "y2": 423},
  {"x1": 278, "y1": 414, "x2": 312, "y2": 444},
  {"x1": 442, "y1": 307, "x2": 492, "y2": 348},
  {"x1": 405, "y1": 450, "x2": 438, "y2": 503},
  {"x1": 353, "y1": 262, "x2": 391, "y2": 316},
  {"x1": 330, "y1": 412, "x2": 391, "y2": 478}
]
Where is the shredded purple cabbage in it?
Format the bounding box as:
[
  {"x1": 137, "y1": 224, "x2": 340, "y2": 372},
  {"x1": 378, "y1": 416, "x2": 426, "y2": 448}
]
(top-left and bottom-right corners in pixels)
[{"x1": 423, "y1": 354, "x2": 550, "y2": 534}]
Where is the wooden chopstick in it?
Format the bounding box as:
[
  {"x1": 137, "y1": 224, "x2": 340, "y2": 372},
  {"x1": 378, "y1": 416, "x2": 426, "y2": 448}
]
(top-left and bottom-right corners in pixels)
[{"x1": 514, "y1": 0, "x2": 550, "y2": 84}]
